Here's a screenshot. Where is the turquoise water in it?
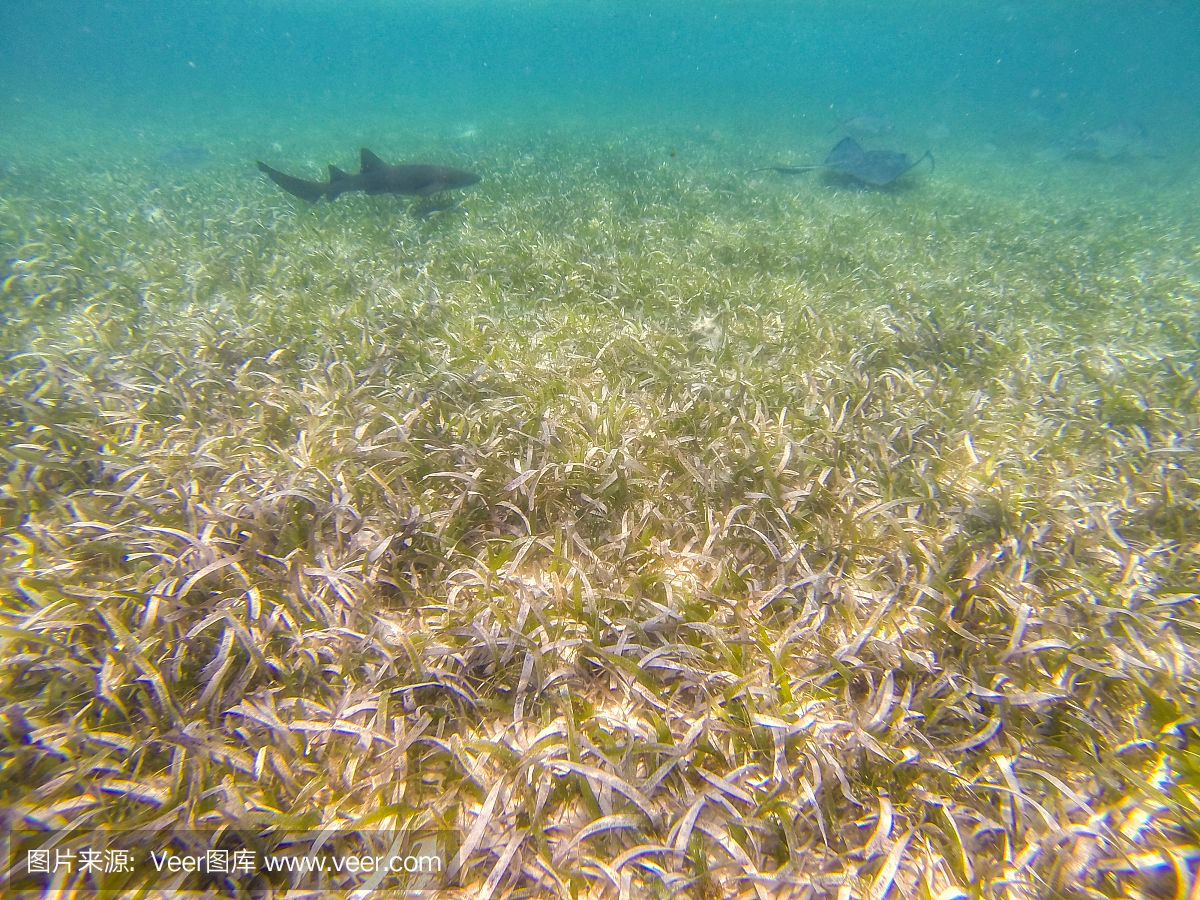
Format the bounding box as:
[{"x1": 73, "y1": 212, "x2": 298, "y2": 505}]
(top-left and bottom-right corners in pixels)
[{"x1": 3, "y1": 1, "x2": 1199, "y2": 157}]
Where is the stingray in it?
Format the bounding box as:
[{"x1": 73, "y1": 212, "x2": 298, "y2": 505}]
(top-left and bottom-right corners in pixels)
[{"x1": 758, "y1": 137, "x2": 934, "y2": 187}]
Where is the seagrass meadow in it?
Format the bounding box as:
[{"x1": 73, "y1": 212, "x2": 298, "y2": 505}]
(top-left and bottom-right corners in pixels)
[{"x1": 2, "y1": 121, "x2": 1199, "y2": 897}]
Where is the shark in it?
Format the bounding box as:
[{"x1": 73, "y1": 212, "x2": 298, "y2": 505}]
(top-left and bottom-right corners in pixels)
[{"x1": 257, "y1": 148, "x2": 480, "y2": 202}]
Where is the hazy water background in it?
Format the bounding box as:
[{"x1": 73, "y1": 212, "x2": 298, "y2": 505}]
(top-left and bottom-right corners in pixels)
[{"x1": 2, "y1": 0, "x2": 1199, "y2": 184}]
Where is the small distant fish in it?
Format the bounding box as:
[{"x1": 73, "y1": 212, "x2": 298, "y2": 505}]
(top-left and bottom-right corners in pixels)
[
  {"x1": 830, "y1": 113, "x2": 895, "y2": 138},
  {"x1": 156, "y1": 144, "x2": 212, "y2": 168},
  {"x1": 1043, "y1": 120, "x2": 1159, "y2": 163},
  {"x1": 1070, "y1": 120, "x2": 1154, "y2": 161}
]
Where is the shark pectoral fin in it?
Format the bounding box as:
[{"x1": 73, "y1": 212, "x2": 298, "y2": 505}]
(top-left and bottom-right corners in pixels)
[
  {"x1": 258, "y1": 161, "x2": 328, "y2": 202},
  {"x1": 360, "y1": 148, "x2": 386, "y2": 173},
  {"x1": 412, "y1": 196, "x2": 462, "y2": 219}
]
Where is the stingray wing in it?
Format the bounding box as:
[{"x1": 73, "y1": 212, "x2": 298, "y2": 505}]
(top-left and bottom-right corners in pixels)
[
  {"x1": 824, "y1": 137, "x2": 868, "y2": 170},
  {"x1": 851, "y1": 150, "x2": 913, "y2": 186}
]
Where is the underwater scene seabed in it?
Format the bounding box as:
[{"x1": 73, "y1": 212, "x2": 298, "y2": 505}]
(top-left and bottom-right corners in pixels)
[{"x1": 2, "y1": 8, "x2": 1200, "y2": 899}]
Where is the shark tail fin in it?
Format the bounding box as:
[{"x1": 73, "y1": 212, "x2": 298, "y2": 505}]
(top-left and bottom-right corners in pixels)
[{"x1": 257, "y1": 161, "x2": 328, "y2": 202}]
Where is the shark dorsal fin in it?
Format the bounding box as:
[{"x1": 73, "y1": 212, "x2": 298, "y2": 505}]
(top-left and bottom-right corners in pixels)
[
  {"x1": 360, "y1": 149, "x2": 386, "y2": 173},
  {"x1": 329, "y1": 165, "x2": 350, "y2": 181}
]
